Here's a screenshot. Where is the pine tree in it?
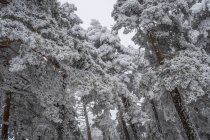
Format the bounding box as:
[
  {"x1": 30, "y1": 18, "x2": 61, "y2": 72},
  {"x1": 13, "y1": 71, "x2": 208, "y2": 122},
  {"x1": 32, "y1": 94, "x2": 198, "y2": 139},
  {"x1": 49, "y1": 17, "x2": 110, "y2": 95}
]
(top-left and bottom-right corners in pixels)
[{"x1": 112, "y1": 0, "x2": 210, "y2": 139}]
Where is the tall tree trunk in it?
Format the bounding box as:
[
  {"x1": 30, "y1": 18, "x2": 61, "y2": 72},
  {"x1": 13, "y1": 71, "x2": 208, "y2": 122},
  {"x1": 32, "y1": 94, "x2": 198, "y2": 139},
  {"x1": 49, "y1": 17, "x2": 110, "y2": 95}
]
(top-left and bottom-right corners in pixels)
[
  {"x1": 150, "y1": 99, "x2": 162, "y2": 134},
  {"x1": 17, "y1": 120, "x2": 24, "y2": 140},
  {"x1": 119, "y1": 112, "x2": 131, "y2": 140},
  {"x1": 147, "y1": 31, "x2": 165, "y2": 65},
  {"x1": 102, "y1": 131, "x2": 111, "y2": 140},
  {"x1": 170, "y1": 88, "x2": 199, "y2": 140},
  {"x1": 13, "y1": 121, "x2": 18, "y2": 140},
  {"x1": 53, "y1": 105, "x2": 65, "y2": 140},
  {"x1": 129, "y1": 122, "x2": 139, "y2": 140},
  {"x1": 56, "y1": 124, "x2": 64, "y2": 140},
  {"x1": 102, "y1": 131, "x2": 106, "y2": 140},
  {"x1": 37, "y1": 136, "x2": 41, "y2": 140},
  {"x1": 83, "y1": 104, "x2": 92, "y2": 140},
  {"x1": 102, "y1": 131, "x2": 107, "y2": 140},
  {"x1": 1, "y1": 92, "x2": 11, "y2": 140},
  {"x1": 121, "y1": 96, "x2": 139, "y2": 140},
  {"x1": 56, "y1": 105, "x2": 66, "y2": 140}
]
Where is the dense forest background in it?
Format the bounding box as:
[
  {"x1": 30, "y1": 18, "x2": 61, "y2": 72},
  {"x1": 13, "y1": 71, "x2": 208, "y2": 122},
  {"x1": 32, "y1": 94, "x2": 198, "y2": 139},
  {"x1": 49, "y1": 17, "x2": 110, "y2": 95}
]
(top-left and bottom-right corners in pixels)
[{"x1": 0, "y1": 0, "x2": 210, "y2": 140}]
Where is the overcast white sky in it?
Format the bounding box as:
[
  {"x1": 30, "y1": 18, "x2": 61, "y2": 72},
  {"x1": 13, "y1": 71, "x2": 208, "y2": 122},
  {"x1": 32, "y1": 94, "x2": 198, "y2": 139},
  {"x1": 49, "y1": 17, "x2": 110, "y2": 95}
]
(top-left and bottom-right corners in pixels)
[{"x1": 59, "y1": 0, "x2": 137, "y2": 48}]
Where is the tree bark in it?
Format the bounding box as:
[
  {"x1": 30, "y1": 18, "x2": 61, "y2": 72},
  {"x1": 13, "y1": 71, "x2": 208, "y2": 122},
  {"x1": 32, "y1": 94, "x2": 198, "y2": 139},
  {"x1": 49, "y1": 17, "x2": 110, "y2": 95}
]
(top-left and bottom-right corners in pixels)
[
  {"x1": 56, "y1": 124, "x2": 64, "y2": 140},
  {"x1": 102, "y1": 131, "x2": 106, "y2": 140},
  {"x1": 17, "y1": 120, "x2": 25, "y2": 140},
  {"x1": 129, "y1": 122, "x2": 139, "y2": 140},
  {"x1": 150, "y1": 99, "x2": 163, "y2": 134},
  {"x1": 1, "y1": 92, "x2": 12, "y2": 140},
  {"x1": 83, "y1": 104, "x2": 92, "y2": 140},
  {"x1": 56, "y1": 105, "x2": 66, "y2": 140},
  {"x1": 13, "y1": 121, "x2": 18, "y2": 140},
  {"x1": 170, "y1": 88, "x2": 200, "y2": 140},
  {"x1": 121, "y1": 96, "x2": 139, "y2": 140},
  {"x1": 147, "y1": 31, "x2": 165, "y2": 65},
  {"x1": 102, "y1": 131, "x2": 111, "y2": 140},
  {"x1": 37, "y1": 136, "x2": 41, "y2": 140},
  {"x1": 119, "y1": 112, "x2": 131, "y2": 140}
]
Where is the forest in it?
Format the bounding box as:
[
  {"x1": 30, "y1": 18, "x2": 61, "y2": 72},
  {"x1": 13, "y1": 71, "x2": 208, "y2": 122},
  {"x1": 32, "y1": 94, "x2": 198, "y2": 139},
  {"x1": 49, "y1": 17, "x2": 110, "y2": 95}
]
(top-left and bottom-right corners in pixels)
[{"x1": 0, "y1": 0, "x2": 210, "y2": 140}]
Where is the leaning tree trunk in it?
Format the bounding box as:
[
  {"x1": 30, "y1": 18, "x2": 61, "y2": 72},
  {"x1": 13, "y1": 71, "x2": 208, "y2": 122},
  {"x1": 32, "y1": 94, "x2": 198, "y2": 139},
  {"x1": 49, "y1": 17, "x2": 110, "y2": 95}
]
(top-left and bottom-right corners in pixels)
[
  {"x1": 170, "y1": 88, "x2": 199, "y2": 140},
  {"x1": 148, "y1": 31, "x2": 199, "y2": 140},
  {"x1": 83, "y1": 104, "x2": 92, "y2": 140},
  {"x1": 1, "y1": 92, "x2": 11, "y2": 140}
]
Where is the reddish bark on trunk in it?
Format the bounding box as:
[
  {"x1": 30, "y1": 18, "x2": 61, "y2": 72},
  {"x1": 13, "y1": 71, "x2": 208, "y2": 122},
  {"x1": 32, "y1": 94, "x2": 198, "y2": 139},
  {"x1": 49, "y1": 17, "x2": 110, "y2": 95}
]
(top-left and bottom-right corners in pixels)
[
  {"x1": 147, "y1": 31, "x2": 165, "y2": 65},
  {"x1": 170, "y1": 88, "x2": 199, "y2": 140}
]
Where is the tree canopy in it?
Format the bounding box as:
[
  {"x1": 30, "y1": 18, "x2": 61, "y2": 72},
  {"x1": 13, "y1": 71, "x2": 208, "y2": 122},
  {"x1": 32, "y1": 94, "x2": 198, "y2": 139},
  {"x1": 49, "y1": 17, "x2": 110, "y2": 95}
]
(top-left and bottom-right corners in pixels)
[{"x1": 0, "y1": 0, "x2": 210, "y2": 140}]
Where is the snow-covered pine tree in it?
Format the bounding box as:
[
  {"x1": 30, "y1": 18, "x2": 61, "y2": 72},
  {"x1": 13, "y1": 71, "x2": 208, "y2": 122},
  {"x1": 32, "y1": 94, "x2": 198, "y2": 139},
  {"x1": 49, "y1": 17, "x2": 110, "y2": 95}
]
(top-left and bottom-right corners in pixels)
[
  {"x1": 112, "y1": 0, "x2": 210, "y2": 139},
  {"x1": 0, "y1": 0, "x2": 88, "y2": 139},
  {"x1": 86, "y1": 19, "x2": 149, "y2": 140}
]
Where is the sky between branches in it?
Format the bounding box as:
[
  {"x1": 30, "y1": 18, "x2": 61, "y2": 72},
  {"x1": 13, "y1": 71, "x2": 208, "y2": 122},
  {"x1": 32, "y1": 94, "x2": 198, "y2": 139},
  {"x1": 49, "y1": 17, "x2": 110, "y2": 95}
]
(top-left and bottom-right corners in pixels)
[{"x1": 59, "y1": 0, "x2": 138, "y2": 48}]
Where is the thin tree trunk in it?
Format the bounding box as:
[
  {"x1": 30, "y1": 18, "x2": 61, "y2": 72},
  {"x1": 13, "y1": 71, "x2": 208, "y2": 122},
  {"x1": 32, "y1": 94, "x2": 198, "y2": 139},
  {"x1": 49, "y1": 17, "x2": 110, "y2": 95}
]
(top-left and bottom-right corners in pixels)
[
  {"x1": 17, "y1": 120, "x2": 24, "y2": 140},
  {"x1": 102, "y1": 131, "x2": 106, "y2": 140},
  {"x1": 37, "y1": 136, "x2": 41, "y2": 140},
  {"x1": 56, "y1": 105, "x2": 66, "y2": 140},
  {"x1": 102, "y1": 132, "x2": 105, "y2": 140},
  {"x1": 129, "y1": 122, "x2": 139, "y2": 140},
  {"x1": 1, "y1": 92, "x2": 11, "y2": 140},
  {"x1": 147, "y1": 31, "x2": 165, "y2": 65},
  {"x1": 83, "y1": 104, "x2": 92, "y2": 140},
  {"x1": 56, "y1": 124, "x2": 64, "y2": 140},
  {"x1": 150, "y1": 99, "x2": 162, "y2": 134},
  {"x1": 119, "y1": 112, "x2": 131, "y2": 140},
  {"x1": 170, "y1": 88, "x2": 199, "y2": 140},
  {"x1": 114, "y1": 90, "x2": 131, "y2": 140},
  {"x1": 102, "y1": 131, "x2": 111, "y2": 140},
  {"x1": 121, "y1": 96, "x2": 140, "y2": 140},
  {"x1": 13, "y1": 121, "x2": 18, "y2": 140}
]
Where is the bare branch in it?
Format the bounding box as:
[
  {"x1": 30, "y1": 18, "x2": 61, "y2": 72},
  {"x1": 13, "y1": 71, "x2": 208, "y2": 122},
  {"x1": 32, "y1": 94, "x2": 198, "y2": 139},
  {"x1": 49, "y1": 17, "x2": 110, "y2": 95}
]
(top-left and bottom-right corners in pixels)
[
  {"x1": 0, "y1": 0, "x2": 9, "y2": 4},
  {"x1": 0, "y1": 40, "x2": 17, "y2": 48}
]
